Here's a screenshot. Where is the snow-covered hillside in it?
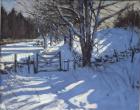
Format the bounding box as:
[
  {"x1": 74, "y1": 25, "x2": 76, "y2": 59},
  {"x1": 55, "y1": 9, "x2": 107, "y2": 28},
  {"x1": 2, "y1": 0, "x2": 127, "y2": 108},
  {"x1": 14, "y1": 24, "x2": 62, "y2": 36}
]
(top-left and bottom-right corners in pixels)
[
  {"x1": 73, "y1": 28, "x2": 139, "y2": 57},
  {"x1": 94, "y1": 28, "x2": 139, "y2": 56},
  {"x1": 0, "y1": 28, "x2": 140, "y2": 110}
]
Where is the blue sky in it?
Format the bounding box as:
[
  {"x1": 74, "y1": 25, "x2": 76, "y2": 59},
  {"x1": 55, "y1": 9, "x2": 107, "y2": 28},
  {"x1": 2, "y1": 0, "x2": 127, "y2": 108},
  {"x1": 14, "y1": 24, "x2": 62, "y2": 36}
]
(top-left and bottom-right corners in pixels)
[{"x1": 2, "y1": 0, "x2": 16, "y2": 12}]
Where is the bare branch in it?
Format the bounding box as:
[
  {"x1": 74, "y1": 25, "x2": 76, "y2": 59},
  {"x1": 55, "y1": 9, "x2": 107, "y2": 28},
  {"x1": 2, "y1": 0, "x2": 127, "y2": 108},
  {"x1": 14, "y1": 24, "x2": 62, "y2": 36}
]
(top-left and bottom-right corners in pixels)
[
  {"x1": 56, "y1": 6, "x2": 81, "y2": 37},
  {"x1": 57, "y1": 5, "x2": 80, "y2": 19},
  {"x1": 98, "y1": 3, "x2": 134, "y2": 25},
  {"x1": 96, "y1": 1, "x2": 119, "y2": 10}
]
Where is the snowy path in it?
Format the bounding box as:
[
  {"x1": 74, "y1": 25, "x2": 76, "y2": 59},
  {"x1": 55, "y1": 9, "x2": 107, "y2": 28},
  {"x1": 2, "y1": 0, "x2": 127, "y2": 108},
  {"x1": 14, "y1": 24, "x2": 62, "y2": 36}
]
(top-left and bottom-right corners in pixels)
[{"x1": 1, "y1": 64, "x2": 139, "y2": 110}]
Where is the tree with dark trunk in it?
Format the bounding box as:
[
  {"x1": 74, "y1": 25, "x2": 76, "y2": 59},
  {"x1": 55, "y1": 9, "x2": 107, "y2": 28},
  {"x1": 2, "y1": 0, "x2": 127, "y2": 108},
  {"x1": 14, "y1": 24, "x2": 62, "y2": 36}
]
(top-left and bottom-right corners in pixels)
[
  {"x1": 29, "y1": 0, "x2": 134, "y2": 66},
  {"x1": 69, "y1": 28, "x2": 73, "y2": 50},
  {"x1": 56, "y1": 0, "x2": 133, "y2": 66}
]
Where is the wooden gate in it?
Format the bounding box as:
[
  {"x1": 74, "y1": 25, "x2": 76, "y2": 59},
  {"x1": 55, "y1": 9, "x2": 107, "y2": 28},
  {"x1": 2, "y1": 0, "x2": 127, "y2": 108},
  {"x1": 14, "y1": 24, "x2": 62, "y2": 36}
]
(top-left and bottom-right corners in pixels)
[{"x1": 34, "y1": 51, "x2": 62, "y2": 72}]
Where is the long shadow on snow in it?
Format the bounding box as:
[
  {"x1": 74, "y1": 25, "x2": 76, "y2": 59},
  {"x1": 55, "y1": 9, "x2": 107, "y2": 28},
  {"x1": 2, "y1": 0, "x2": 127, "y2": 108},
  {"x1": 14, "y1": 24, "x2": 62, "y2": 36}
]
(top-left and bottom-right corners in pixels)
[{"x1": 3, "y1": 70, "x2": 99, "y2": 109}]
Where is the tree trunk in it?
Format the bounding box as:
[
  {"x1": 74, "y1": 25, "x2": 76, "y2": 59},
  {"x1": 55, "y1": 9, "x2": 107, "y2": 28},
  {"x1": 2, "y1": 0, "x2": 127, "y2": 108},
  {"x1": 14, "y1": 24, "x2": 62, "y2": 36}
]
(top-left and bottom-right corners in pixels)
[
  {"x1": 81, "y1": 41, "x2": 93, "y2": 67},
  {"x1": 50, "y1": 35, "x2": 53, "y2": 46},
  {"x1": 69, "y1": 28, "x2": 73, "y2": 50},
  {"x1": 64, "y1": 35, "x2": 67, "y2": 44},
  {"x1": 42, "y1": 34, "x2": 46, "y2": 49},
  {"x1": 81, "y1": 0, "x2": 92, "y2": 67}
]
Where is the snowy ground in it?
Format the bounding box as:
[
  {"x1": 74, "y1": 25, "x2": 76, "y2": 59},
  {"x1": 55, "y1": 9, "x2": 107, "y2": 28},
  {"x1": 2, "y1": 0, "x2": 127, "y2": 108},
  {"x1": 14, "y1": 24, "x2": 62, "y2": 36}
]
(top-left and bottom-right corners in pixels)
[
  {"x1": 73, "y1": 28, "x2": 139, "y2": 58},
  {"x1": 1, "y1": 58, "x2": 140, "y2": 110},
  {"x1": 0, "y1": 28, "x2": 140, "y2": 110}
]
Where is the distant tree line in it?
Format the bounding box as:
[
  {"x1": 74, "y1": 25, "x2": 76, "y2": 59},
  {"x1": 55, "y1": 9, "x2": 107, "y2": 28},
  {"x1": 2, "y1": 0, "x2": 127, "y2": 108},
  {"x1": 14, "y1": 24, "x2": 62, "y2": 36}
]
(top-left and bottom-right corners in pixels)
[
  {"x1": 114, "y1": 9, "x2": 140, "y2": 28},
  {"x1": 1, "y1": 6, "x2": 36, "y2": 39}
]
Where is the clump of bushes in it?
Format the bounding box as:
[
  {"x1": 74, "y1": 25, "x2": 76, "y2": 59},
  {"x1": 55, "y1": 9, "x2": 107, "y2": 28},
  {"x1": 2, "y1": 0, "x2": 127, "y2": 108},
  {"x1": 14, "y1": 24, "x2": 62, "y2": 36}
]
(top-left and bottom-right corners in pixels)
[{"x1": 114, "y1": 9, "x2": 140, "y2": 28}]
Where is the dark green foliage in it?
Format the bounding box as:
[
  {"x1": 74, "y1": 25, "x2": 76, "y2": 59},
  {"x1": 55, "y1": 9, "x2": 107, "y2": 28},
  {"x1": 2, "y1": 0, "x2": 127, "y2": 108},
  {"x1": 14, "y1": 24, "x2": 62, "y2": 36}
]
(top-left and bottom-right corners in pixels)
[
  {"x1": 1, "y1": 6, "x2": 36, "y2": 39},
  {"x1": 114, "y1": 9, "x2": 140, "y2": 28}
]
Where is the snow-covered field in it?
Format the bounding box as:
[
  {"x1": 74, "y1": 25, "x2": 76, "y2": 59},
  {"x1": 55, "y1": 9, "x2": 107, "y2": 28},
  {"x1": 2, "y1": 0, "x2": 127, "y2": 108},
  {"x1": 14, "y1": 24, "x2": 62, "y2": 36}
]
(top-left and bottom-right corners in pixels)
[
  {"x1": 1, "y1": 41, "x2": 43, "y2": 62},
  {"x1": 0, "y1": 28, "x2": 140, "y2": 110}
]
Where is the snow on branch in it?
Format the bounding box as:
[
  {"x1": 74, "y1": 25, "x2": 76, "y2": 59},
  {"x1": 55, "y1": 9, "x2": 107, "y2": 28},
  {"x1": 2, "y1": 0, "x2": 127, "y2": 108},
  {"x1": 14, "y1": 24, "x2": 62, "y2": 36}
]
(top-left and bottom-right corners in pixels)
[
  {"x1": 56, "y1": 6, "x2": 82, "y2": 37},
  {"x1": 93, "y1": 1, "x2": 119, "y2": 11},
  {"x1": 98, "y1": 3, "x2": 135, "y2": 25},
  {"x1": 56, "y1": 5, "x2": 80, "y2": 19}
]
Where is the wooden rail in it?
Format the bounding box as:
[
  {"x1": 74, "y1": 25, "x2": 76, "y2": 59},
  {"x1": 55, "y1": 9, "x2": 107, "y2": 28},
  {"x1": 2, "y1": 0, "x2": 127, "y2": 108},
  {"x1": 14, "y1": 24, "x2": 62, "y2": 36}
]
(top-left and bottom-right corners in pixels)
[{"x1": 1, "y1": 47, "x2": 140, "y2": 73}]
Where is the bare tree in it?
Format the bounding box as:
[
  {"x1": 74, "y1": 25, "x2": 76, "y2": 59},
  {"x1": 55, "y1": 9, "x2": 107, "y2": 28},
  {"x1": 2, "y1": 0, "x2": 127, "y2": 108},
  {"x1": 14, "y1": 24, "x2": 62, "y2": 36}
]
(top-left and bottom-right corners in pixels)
[
  {"x1": 20, "y1": 0, "x2": 134, "y2": 66},
  {"x1": 55, "y1": 0, "x2": 133, "y2": 66}
]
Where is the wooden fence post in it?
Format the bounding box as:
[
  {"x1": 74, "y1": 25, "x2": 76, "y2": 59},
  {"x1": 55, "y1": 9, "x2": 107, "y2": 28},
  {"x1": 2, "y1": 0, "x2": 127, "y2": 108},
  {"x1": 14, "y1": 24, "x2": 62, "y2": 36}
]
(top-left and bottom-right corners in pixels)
[
  {"x1": 131, "y1": 48, "x2": 135, "y2": 63},
  {"x1": 36, "y1": 53, "x2": 39, "y2": 73},
  {"x1": 73, "y1": 60, "x2": 76, "y2": 70},
  {"x1": 14, "y1": 54, "x2": 17, "y2": 72},
  {"x1": 114, "y1": 49, "x2": 118, "y2": 62},
  {"x1": 59, "y1": 51, "x2": 62, "y2": 71},
  {"x1": 27, "y1": 56, "x2": 30, "y2": 73},
  {"x1": 33, "y1": 58, "x2": 37, "y2": 74},
  {"x1": 67, "y1": 60, "x2": 70, "y2": 71}
]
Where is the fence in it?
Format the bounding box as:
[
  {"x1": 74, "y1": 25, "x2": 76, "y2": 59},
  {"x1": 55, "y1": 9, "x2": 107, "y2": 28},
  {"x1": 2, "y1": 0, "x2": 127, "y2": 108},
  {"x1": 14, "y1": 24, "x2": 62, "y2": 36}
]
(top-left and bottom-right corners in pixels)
[
  {"x1": 71, "y1": 47, "x2": 140, "y2": 69},
  {"x1": 0, "y1": 51, "x2": 62, "y2": 73},
  {"x1": 87, "y1": 47, "x2": 140, "y2": 68},
  {"x1": 0, "y1": 47, "x2": 140, "y2": 74},
  {"x1": 35, "y1": 51, "x2": 62, "y2": 72},
  {"x1": 0, "y1": 54, "x2": 35, "y2": 73}
]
